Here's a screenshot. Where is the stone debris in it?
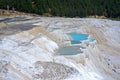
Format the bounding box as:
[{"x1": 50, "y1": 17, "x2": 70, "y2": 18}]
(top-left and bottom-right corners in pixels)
[{"x1": 32, "y1": 61, "x2": 78, "y2": 80}]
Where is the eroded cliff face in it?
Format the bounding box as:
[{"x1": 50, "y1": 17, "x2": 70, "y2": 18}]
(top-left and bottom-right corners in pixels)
[{"x1": 0, "y1": 16, "x2": 120, "y2": 80}]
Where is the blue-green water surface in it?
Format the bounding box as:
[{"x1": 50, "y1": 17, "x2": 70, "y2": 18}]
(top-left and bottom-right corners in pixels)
[
  {"x1": 70, "y1": 33, "x2": 89, "y2": 41},
  {"x1": 57, "y1": 46, "x2": 81, "y2": 55}
]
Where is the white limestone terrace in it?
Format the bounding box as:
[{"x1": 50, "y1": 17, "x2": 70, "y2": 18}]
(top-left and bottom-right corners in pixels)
[{"x1": 0, "y1": 16, "x2": 120, "y2": 80}]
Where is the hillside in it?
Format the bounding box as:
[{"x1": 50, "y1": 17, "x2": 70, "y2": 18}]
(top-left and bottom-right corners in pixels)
[
  {"x1": 0, "y1": 0, "x2": 120, "y2": 18},
  {"x1": 0, "y1": 16, "x2": 120, "y2": 80}
]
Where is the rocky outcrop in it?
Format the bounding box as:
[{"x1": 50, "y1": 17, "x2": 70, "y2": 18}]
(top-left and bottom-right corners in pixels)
[{"x1": 32, "y1": 61, "x2": 78, "y2": 80}]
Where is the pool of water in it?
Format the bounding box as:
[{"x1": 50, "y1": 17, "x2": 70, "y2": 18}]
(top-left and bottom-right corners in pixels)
[
  {"x1": 70, "y1": 33, "x2": 89, "y2": 41},
  {"x1": 57, "y1": 46, "x2": 82, "y2": 55},
  {"x1": 71, "y1": 40, "x2": 81, "y2": 44},
  {"x1": 0, "y1": 17, "x2": 31, "y2": 23},
  {"x1": 89, "y1": 38, "x2": 95, "y2": 42}
]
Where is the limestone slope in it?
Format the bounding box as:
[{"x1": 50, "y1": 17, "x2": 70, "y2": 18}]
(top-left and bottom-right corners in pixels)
[{"x1": 0, "y1": 17, "x2": 120, "y2": 80}]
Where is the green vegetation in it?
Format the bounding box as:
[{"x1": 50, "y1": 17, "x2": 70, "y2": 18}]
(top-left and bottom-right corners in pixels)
[
  {"x1": 109, "y1": 18, "x2": 120, "y2": 21},
  {"x1": 0, "y1": 0, "x2": 120, "y2": 18}
]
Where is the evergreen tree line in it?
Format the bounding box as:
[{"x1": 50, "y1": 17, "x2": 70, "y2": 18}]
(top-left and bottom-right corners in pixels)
[{"x1": 0, "y1": 0, "x2": 120, "y2": 18}]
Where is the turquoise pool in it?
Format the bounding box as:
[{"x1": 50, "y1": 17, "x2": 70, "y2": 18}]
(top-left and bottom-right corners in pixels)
[
  {"x1": 57, "y1": 46, "x2": 82, "y2": 55},
  {"x1": 71, "y1": 40, "x2": 81, "y2": 44},
  {"x1": 70, "y1": 33, "x2": 89, "y2": 41},
  {"x1": 69, "y1": 33, "x2": 96, "y2": 44},
  {"x1": 89, "y1": 38, "x2": 95, "y2": 42}
]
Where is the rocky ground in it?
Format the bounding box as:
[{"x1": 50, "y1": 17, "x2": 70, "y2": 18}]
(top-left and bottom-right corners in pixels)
[{"x1": 0, "y1": 16, "x2": 120, "y2": 80}]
